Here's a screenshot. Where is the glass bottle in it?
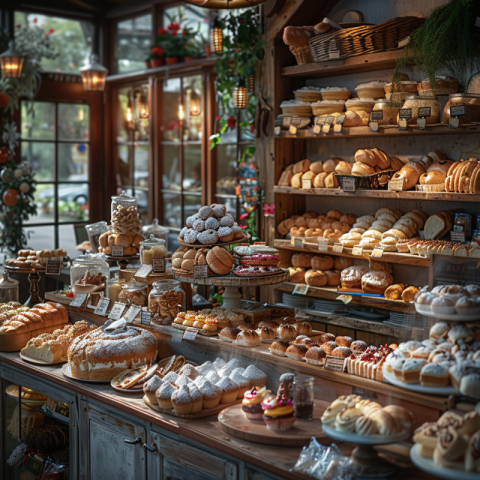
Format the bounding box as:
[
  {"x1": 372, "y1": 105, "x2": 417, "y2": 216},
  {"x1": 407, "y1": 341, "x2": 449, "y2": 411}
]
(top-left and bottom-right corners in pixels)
[{"x1": 293, "y1": 376, "x2": 314, "y2": 420}]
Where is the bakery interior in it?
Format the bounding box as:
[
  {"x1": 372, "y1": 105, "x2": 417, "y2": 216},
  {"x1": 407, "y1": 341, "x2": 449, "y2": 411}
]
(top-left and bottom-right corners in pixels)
[{"x1": 0, "y1": 0, "x2": 480, "y2": 479}]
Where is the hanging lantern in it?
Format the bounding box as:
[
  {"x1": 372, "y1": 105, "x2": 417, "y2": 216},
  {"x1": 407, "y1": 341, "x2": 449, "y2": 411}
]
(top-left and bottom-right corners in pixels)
[
  {"x1": 184, "y1": 0, "x2": 266, "y2": 8},
  {"x1": 179, "y1": 104, "x2": 184, "y2": 121},
  {"x1": 189, "y1": 89, "x2": 201, "y2": 116},
  {"x1": 0, "y1": 41, "x2": 24, "y2": 78},
  {"x1": 210, "y1": 25, "x2": 223, "y2": 55},
  {"x1": 247, "y1": 74, "x2": 255, "y2": 94},
  {"x1": 233, "y1": 80, "x2": 248, "y2": 109},
  {"x1": 136, "y1": 87, "x2": 149, "y2": 119},
  {"x1": 80, "y1": 54, "x2": 108, "y2": 92}
]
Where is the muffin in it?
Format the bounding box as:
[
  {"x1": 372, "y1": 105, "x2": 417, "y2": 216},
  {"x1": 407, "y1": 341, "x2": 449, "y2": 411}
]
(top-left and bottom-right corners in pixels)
[{"x1": 242, "y1": 386, "x2": 268, "y2": 421}]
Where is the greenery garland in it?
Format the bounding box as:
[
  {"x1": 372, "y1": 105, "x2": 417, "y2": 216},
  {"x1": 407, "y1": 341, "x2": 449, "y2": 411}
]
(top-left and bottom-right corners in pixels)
[{"x1": 393, "y1": 0, "x2": 480, "y2": 89}]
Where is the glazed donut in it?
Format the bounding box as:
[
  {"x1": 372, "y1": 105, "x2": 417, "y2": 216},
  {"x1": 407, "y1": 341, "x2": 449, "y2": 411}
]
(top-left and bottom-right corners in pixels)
[
  {"x1": 220, "y1": 215, "x2": 234, "y2": 227},
  {"x1": 205, "y1": 217, "x2": 220, "y2": 230},
  {"x1": 210, "y1": 204, "x2": 226, "y2": 218},
  {"x1": 193, "y1": 219, "x2": 206, "y2": 232},
  {"x1": 197, "y1": 229, "x2": 219, "y2": 245},
  {"x1": 184, "y1": 229, "x2": 199, "y2": 244}
]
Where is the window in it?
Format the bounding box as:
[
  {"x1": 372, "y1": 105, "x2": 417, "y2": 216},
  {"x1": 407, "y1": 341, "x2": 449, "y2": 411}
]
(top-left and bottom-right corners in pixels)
[
  {"x1": 20, "y1": 101, "x2": 90, "y2": 257},
  {"x1": 14, "y1": 12, "x2": 93, "y2": 73},
  {"x1": 163, "y1": 5, "x2": 210, "y2": 39},
  {"x1": 116, "y1": 13, "x2": 152, "y2": 73}
]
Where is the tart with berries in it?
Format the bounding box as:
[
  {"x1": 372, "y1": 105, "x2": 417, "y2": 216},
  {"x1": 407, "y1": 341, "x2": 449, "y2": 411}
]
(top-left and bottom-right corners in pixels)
[
  {"x1": 239, "y1": 254, "x2": 279, "y2": 266},
  {"x1": 346, "y1": 344, "x2": 396, "y2": 381},
  {"x1": 233, "y1": 265, "x2": 283, "y2": 277}
]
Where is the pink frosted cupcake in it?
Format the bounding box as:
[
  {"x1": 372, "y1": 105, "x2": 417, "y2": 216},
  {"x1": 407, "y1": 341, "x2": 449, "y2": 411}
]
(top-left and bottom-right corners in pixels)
[
  {"x1": 262, "y1": 394, "x2": 296, "y2": 432},
  {"x1": 242, "y1": 387, "x2": 268, "y2": 421}
]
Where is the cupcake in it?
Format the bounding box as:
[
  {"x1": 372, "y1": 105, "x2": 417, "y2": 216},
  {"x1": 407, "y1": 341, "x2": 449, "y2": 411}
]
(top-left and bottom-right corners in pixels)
[
  {"x1": 262, "y1": 393, "x2": 296, "y2": 432},
  {"x1": 242, "y1": 386, "x2": 268, "y2": 421}
]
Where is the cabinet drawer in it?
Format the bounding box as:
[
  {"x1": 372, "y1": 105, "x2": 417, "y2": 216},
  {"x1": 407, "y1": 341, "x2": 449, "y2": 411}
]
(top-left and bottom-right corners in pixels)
[{"x1": 152, "y1": 433, "x2": 237, "y2": 480}]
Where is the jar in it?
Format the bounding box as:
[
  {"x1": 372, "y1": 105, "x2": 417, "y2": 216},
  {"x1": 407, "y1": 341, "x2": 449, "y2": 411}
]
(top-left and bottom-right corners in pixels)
[
  {"x1": 442, "y1": 93, "x2": 480, "y2": 125},
  {"x1": 0, "y1": 270, "x2": 19, "y2": 303},
  {"x1": 399, "y1": 95, "x2": 441, "y2": 125},
  {"x1": 70, "y1": 254, "x2": 109, "y2": 294},
  {"x1": 106, "y1": 273, "x2": 125, "y2": 303},
  {"x1": 142, "y1": 218, "x2": 169, "y2": 250},
  {"x1": 139, "y1": 235, "x2": 167, "y2": 266},
  {"x1": 111, "y1": 190, "x2": 137, "y2": 214},
  {"x1": 118, "y1": 280, "x2": 148, "y2": 307},
  {"x1": 373, "y1": 100, "x2": 403, "y2": 125},
  {"x1": 293, "y1": 376, "x2": 314, "y2": 420},
  {"x1": 148, "y1": 279, "x2": 185, "y2": 324},
  {"x1": 85, "y1": 221, "x2": 110, "y2": 253}
]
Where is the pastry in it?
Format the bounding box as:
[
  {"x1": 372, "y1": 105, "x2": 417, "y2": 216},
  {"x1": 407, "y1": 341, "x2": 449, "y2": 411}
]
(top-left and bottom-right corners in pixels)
[
  {"x1": 269, "y1": 340, "x2": 289, "y2": 356},
  {"x1": 305, "y1": 346, "x2": 326, "y2": 366},
  {"x1": 230, "y1": 371, "x2": 252, "y2": 398},
  {"x1": 242, "y1": 386, "x2": 268, "y2": 420},
  {"x1": 155, "y1": 382, "x2": 177, "y2": 409},
  {"x1": 237, "y1": 330, "x2": 261, "y2": 347},
  {"x1": 361, "y1": 270, "x2": 392, "y2": 295},
  {"x1": 216, "y1": 377, "x2": 240, "y2": 403},
  {"x1": 242, "y1": 365, "x2": 267, "y2": 388},
  {"x1": 262, "y1": 374, "x2": 296, "y2": 432},
  {"x1": 286, "y1": 344, "x2": 308, "y2": 361},
  {"x1": 278, "y1": 324, "x2": 296, "y2": 342},
  {"x1": 341, "y1": 266, "x2": 369, "y2": 289}
]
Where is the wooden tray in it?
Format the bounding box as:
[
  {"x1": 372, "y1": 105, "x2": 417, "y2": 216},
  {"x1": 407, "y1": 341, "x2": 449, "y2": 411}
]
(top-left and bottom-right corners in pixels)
[
  {"x1": 144, "y1": 394, "x2": 241, "y2": 419},
  {"x1": 0, "y1": 322, "x2": 71, "y2": 352},
  {"x1": 218, "y1": 403, "x2": 327, "y2": 447},
  {"x1": 177, "y1": 235, "x2": 248, "y2": 248},
  {"x1": 172, "y1": 322, "x2": 218, "y2": 336},
  {"x1": 19, "y1": 352, "x2": 67, "y2": 366}
]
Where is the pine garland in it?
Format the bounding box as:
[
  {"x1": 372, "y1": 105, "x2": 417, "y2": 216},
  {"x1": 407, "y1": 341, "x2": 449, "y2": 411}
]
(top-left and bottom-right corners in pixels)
[{"x1": 393, "y1": 0, "x2": 480, "y2": 90}]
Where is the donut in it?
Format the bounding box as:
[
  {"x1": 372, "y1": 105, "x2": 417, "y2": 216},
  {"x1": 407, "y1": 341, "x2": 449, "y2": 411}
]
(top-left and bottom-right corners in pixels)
[
  {"x1": 193, "y1": 219, "x2": 206, "y2": 232},
  {"x1": 184, "y1": 229, "x2": 199, "y2": 244},
  {"x1": 205, "y1": 217, "x2": 220, "y2": 230},
  {"x1": 186, "y1": 215, "x2": 198, "y2": 228},
  {"x1": 197, "y1": 229, "x2": 219, "y2": 245},
  {"x1": 211, "y1": 204, "x2": 226, "y2": 218},
  {"x1": 218, "y1": 227, "x2": 233, "y2": 242},
  {"x1": 179, "y1": 227, "x2": 188, "y2": 239},
  {"x1": 198, "y1": 206, "x2": 213, "y2": 220},
  {"x1": 220, "y1": 216, "x2": 235, "y2": 227},
  {"x1": 231, "y1": 225, "x2": 244, "y2": 239}
]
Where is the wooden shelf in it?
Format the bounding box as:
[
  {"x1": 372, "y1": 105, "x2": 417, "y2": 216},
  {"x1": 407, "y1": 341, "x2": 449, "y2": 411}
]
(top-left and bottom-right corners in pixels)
[
  {"x1": 275, "y1": 281, "x2": 416, "y2": 313},
  {"x1": 274, "y1": 240, "x2": 429, "y2": 267},
  {"x1": 275, "y1": 124, "x2": 480, "y2": 139},
  {"x1": 282, "y1": 50, "x2": 406, "y2": 78},
  {"x1": 274, "y1": 185, "x2": 480, "y2": 203}
]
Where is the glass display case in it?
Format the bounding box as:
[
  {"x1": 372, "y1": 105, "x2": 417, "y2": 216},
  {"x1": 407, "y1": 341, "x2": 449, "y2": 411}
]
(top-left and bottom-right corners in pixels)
[{"x1": 70, "y1": 254, "x2": 109, "y2": 294}]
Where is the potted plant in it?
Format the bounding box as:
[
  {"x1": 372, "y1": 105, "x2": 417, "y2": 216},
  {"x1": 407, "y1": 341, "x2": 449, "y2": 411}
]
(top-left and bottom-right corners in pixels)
[
  {"x1": 150, "y1": 47, "x2": 164, "y2": 68},
  {"x1": 145, "y1": 54, "x2": 152, "y2": 69}
]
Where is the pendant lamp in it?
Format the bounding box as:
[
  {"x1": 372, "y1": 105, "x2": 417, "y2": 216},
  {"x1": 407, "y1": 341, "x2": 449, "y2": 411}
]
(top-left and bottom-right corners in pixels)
[
  {"x1": 80, "y1": 54, "x2": 108, "y2": 92},
  {"x1": 0, "y1": 41, "x2": 24, "y2": 78}
]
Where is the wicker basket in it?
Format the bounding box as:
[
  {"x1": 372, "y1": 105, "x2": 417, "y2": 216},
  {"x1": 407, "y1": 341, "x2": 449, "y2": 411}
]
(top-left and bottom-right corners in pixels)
[
  {"x1": 281, "y1": 105, "x2": 312, "y2": 117},
  {"x1": 289, "y1": 45, "x2": 313, "y2": 65},
  {"x1": 309, "y1": 16, "x2": 425, "y2": 62},
  {"x1": 294, "y1": 91, "x2": 322, "y2": 102}
]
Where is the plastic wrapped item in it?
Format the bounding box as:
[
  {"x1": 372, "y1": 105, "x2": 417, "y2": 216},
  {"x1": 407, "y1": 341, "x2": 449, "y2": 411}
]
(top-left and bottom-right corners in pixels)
[
  {"x1": 41, "y1": 458, "x2": 67, "y2": 479},
  {"x1": 292, "y1": 437, "x2": 329, "y2": 475}
]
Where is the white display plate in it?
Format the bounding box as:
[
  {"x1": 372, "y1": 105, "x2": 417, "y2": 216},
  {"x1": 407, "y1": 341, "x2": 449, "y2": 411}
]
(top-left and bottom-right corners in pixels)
[
  {"x1": 383, "y1": 369, "x2": 460, "y2": 396},
  {"x1": 62, "y1": 364, "x2": 111, "y2": 383},
  {"x1": 410, "y1": 444, "x2": 479, "y2": 480},
  {"x1": 414, "y1": 304, "x2": 480, "y2": 322},
  {"x1": 322, "y1": 423, "x2": 410, "y2": 445}
]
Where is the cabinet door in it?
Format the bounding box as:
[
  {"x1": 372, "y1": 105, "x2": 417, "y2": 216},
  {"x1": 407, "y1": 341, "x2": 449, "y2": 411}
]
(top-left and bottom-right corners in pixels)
[
  {"x1": 79, "y1": 400, "x2": 147, "y2": 480},
  {"x1": 150, "y1": 432, "x2": 237, "y2": 480}
]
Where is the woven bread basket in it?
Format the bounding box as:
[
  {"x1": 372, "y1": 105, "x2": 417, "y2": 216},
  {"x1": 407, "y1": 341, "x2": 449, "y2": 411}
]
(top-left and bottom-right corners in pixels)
[{"x1": 289, "y1": 45, "x2": 313, "y2": 65}]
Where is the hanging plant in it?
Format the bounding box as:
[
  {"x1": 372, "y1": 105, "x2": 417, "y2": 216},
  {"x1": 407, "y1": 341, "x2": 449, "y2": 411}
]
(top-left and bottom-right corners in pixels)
[
  {"x1": 393, "y1": 0, "x2": 480, "y2": 90},
  {"x1": 209, "y1": 9, "x2": 265, "y2": 149}
]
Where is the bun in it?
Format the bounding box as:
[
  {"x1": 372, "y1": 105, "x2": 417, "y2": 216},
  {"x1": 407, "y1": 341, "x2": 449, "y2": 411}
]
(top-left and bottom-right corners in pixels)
[
  {"x1": 291, "y1": 253, "x2": 314, "y2": 268},
  {"x1": 419, "y1": 171, "x2": 446, "y2": 185},
  {"x1": 293, "y1": 159, "x2": 311, "y2": 174},
  {"x1": 335, "y1": 161, "x2": 353, "y2": 175},
  {"x1": 334, "y1": 256, "x2": 354, "y2": 270},
  {"x1": 310, "y1": 161, "x2": 323, "y2": 174},
  {"x1": 428, "y1": 160, "x2": 454, "y2": 176},
  {"x1": 406, "y1": 161, "x2": 426, "y2": 176},
  {"x1": 390, "y1": 166, "x2": 418, "y2": 190},
  {"x1": 352, "y1": 163, "x2": 375, "y2": 176},
  {"x1": 237, "y1": 330, "x2": 261, "y2": 347},
  {"x1": 361, "y1": 271, "x2": 392, "y2": 294},
  {"x1": 340, "y1": 213, "x2": 356, "y2": 225},
  {"x1": 314, "y1": 172, "x2": 328, "y2": 188},
  {"x1": 311, "y1": 255, "x2": 334, "y2": 270},
  {"x1": 206, "y1": 247, "x2": 234, "y2": 274},
  {"x1": 325, "y1": 173, "x2": 339, "y2": 188},
  {"x1": 278, "y1": 170, "x2": 293, "y2": 186},
  {"x1": 341, "y1": 265, "x2": 368, "y2": 289},
  {"x1": 354, "y1": 149, "x2": 377, "y2": 167},
  {"x1": 288, "y1": 267, "x2": 306, "y2": 283},
  {"x1": 305, "y1": 270, "x2": 327, "y2": 286},
  {"x1": 283, "y1": 26, "x2": 314, "y2": 47},
  {"x1": 324, "y1": 270, "x2": 341, "y2": 286},
  {"x1": 291, "y1": 173, "x2": 303, "y2": 188}
]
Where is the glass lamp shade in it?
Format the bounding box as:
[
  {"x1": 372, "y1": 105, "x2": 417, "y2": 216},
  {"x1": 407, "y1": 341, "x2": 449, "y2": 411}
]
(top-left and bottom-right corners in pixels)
[
  {"x1": 210, "y1": 28, "x2": 223, "y2": 55},
  {"x1": 184, "y1": 0, "x2": 266, "y2": 7},
  {"x1": 80, "y1": 54, "x2": 108, "y2": 92},
  {"x1": 189, "y1": 90, "x2": 201, "y2": 116},
  {"x1": 233, "y1": 84, "x2": 248, "y2": 109},
  {"x1": 0, "y1": 41, "x2": 24, "y2": 78},
  {"x1": 136, "y1": 88, "x2": 149, "y2": 119}
]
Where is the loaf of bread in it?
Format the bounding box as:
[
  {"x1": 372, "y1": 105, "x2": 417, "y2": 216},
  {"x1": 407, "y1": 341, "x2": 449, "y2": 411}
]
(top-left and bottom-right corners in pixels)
[
  {"x1": 293, "y1": 159, "x2": 311, "y2": 174},
  {"x1": 0, "y1": 303, "x2": 69, "y2": 334},
  {"x1": 310, "y1": 161, "x2": 324, "y2": 174},
  {"x1": 343, "y1": 111, "x2": 369, "y2": 127},
  {"x1": 288, "y1": 267, "x2": 306, "y2": 283},
  {"x1": 305, "y1": 270, "x2": 327, "y2": 287},
  {"x1": 21, "y1": 321, "x2": 96, "y2": 363},
  {"x1": 291, "y1": 172, "x2": 303, "y2": 188},
  {"x1": 292, "y1": 253, "x2": 314, "y2": 268},
  {"x1": 278, "y1": 170, "x2": 293, "y2": 186},
  {"x1": 283, "y1": 26, "x2": 314, "y2": 47}
]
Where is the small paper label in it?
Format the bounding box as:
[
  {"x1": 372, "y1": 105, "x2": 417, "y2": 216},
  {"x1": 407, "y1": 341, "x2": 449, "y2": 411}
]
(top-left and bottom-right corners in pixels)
[
  {"x1": 322, "y1": 124, "x2": 331, "y2": 134},
  {"x1": 333, "y1": 123, "x2": 343, "y2": 133},
  {"x1": 418, "y1": 107, "x2": 431, "y2": 118},
  {"x1": 294, "y1": 237, "x2": 303, "y2": 249},
  {"x1": 332, "y1": 244, "x2": 344, "y2": 253},
  {"x1": 388, "y1": 178, "x2": 404, "y2": 191},
  {"x1": 124, "y1": 305, "x2": 142, "y2": 324},
  {"x1": 417, "y1": 117, "x2": 427, "y2": 130},
  {"x1": 274, "y1": 126, "x2": 281, "y2": 136},
  {"x1": 342, "y1": 177, "x2": 356, "y2": 193},
  {"x1": 152, "y1": 258, "x2": 165, "y2": 273},
  {"x1": 193, "y1": 264, "x2": 208, "y2": 278},
  {"x1": 371, "y1": 110, "x2": 383, "y2": 120},
  {"x1": 312, "y1": 124, "x2": 321, "y2": 135},
  {"x1": 325, "y1": 116, "x2": 335, "y2": 125},
  {"x1": 94, "y1": 297, "x2": 110, "y2": 316},
  {"x1": 318, "y1": 238, "x2": 328, "y2": 251},
  {"x1": 171, "y1": 328, "x2": 183, "y2": 342},
  {"x1": 371, "y1": 247, "x2": 384, "y2": 258},
  {"x1": 136, "y1": 264, "x2": 152, "y2": 278},
  {"x1": 302, "y1": 179, "x2": 312, "y2": 190},
  {"x1": 70, "y1": 293, "x2": 87, "y2": 308},
  {"x1": 108, "y1": 302, "x2": 127, "y2": 320},
  {"x1": 451, "y1": 231, "x2": 466, "y2": 243},
  {"x1": 111, "y1": 246, "x2": 124, "y2": 257},
  {"x1": 288, "y1": 125, "x2": 297, "y2": 136},
  {"x1": 293, "y1": 284, "x2": 309, "y2": 295},
  {"x1": 329, "y1": 50, "x2": 340, "y2": 59},
  {"x1": 399, "y1": 108, "x2": 412, "y2": 119},
  {"x1": 324, "y1": 356, "x2": 346, "y2": 372},
  {"x1": 369, "y1": 121, "x2": 379, "y2": 132},
  {"x1": 451, "y1": 105, "x2": 466, "y2": 117},
  {"x1": 46, "y1": 257, "x2": 61, "y2": 275},
  {"x1": 183, "y1": 327, "x2": 198, "y2": 341},
  {"x1": 141, "y1": 310, "x2": 152, "y2": 325},
  {"x1": 351, "y1": 246, "x2": 363, "y2": 256}
]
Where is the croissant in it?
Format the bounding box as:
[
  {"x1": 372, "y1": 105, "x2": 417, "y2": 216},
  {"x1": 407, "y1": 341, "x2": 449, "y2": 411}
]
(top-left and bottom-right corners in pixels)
[
  {"x1": 290, "y1": 227, "x2": 307, "y2": 237},
  {"x1": 305, "y1": 228, "x2": 323, "y2": 237}
]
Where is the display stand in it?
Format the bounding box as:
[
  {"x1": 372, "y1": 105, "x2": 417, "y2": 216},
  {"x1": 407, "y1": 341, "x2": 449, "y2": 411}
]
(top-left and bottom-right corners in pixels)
[
  {"x1": 5, "y1": 266, "x2": 45, "y2": 307},
  {"x1": 104, "y1": 254, "x2": 140, "y2": 270},
  {"x1": 173, "y1": 271, "x2": 289, "y2": 309}
]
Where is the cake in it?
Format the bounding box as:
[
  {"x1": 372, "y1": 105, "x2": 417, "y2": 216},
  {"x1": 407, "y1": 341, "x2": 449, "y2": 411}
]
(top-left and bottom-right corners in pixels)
[{"x1": 67, "y1": 326, "x2": 158, "y2": 380}]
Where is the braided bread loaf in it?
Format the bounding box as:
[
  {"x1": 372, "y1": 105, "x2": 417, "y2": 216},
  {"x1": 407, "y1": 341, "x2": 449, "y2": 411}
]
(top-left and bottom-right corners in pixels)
[{"x1": 0, "y1": 303, "x2": 68, "y2": 334}]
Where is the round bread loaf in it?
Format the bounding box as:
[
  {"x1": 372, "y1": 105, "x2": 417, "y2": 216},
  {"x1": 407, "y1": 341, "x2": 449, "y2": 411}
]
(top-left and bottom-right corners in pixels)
[
  {"x1": 361, "y1": 270, "x2": 392, "y2": 294},
  {"x1": 305, "y1": 270, "x2": 327, "y2": 287},
  {"x1": 419, "y1": 171, "x2": 446, "y2": 185},
  {"x1": 354, "y1": 149, "x2": 377, "y2": 167},
  {"x1": 352, "y1": 162, "x2": 375, "y2": 176},
  {"x1": 324, "y1": 269, "x2": 341, "y2": 286},
  {"x1": 206, "y1": 246, "x2": 234, "y2": 274},
  {"x1": 311, "y1": 254, "x2": 334, "y2": 270},
  {"x1": 334, "y1": 256, "x2": 354, "y2": 270},
  {"x1": 291, "y1": 252, "x2": 314, "y2": 268},
  {"x1": 341, "y1": 265, "x2": 369, "y2": 289}
]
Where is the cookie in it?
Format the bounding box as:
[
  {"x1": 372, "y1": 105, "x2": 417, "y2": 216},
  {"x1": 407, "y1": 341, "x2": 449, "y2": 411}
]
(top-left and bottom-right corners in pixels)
[
  {"x1": 205, "y1": 217, "x2": 220, "y2": 230},
  {"x1": 198, "y1": 206, "x2": 213, "y2": 220},
  {"x1": 193, "y1": 219, "x2": 206, "y2": 232},
  {"x1": 197, "y1": 229, "x2": 218, "y2": 245}
]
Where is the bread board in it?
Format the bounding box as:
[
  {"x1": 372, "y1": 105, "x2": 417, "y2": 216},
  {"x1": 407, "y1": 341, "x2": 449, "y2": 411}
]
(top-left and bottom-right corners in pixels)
[
  {"x1": 177, "y1": 235, "x2": 248, "y2": 248},
  {"x1": 0, "y1": 322, "x2": 71, "y2": 352},
  {"x1": 19, "y1": 352, "x2": 67, "y2": 366},
  {"x1": 144, "y1": 394, "x2": 241, "y2": 419},
  {"x1": 172, "y1": 322, "x2": 218, "y2": 336},
  {"x1": 218, "y1": 403, "x2": 327, "y2": 447}
]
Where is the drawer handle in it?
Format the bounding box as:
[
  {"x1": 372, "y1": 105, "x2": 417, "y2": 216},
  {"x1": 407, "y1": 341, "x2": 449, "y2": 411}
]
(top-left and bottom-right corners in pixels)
[
  {"x1": 143, "y1": 443, "x2": 156, "y2": 452},
  {"x1": 124, "y1": 437, "x2": 143, "y2": 445}
]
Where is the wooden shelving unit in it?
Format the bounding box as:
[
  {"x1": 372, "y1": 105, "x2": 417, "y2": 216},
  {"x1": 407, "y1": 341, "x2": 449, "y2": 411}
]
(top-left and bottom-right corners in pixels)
[
  {"x1": 275, "y1": 124, "x2": 480, "y2": 139},
  {"x1": 273, "y1": 185, "x2": 480, "y2": 203},
  {"x1": 281, "y1": 50, "x2": 406, "y2": 78}
]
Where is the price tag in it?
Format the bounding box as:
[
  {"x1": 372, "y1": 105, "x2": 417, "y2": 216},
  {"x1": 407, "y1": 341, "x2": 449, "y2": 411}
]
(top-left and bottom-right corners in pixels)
[
  {"x1": 302, "y1": 179, "x2": 312, "y2": 190},
  {"x1": 398, "y1": 108, "x2": 411, "y2": 131},
  {"x1": 135, "y1": 264, "x2": 152, "y2": 278},
  {"x1": 418, "y1": 107, "x2": 431, "y2": 118},
  {"x1": 94, "y1": 297, "x2": 110, "y2": 316},
  {"x1": 351, "y1": 246, "x2": 363, "y2": 256},
  {"x1": 369, "y1": 120, "x2": 379, "y2": 132},
  {"x1": 388, "y1": 178, "x2": 404, "y2": 191},
  {"x1": 141, "y1": 310, "x2": 152, "y2": 325},
  {"x1": 193, "y1": 264, "x2": 208, "y2": 279},
  {"x1": 274, "y1": 126, "x2": 281, "y2": 136},
  {"x1": 329, "y1": 50, "x2": 340, "y2": 59},
  {"x1": 451, "y1": 105, "x2": 466, "y2": 117},
  {"x1": 46, "y1": 257, "x2": 62, "y2": 275},
  {"x1": 124, "y1": 305, "x2": 142, "y2": 324},
  {"x1": 342, "y1": 176, "x2": 356, "y2": 193},
  {"x1": 111, "y1": 245, "x2": 124, "y2": 257},
  {"x1": 450, "y1": 116, "x2": 460, "y2": 129},
  {"x1": 312, "y1": 124, "x2": 321, "y2": 135},
  {"x1": 371, "y1": 110, "x2": 383, "y2": 121},
  {"x1": 371, "y1": 247, "x2": 384, "y2": 258},
  {"x1": 152, "y1": 258, "x2": 165, "y2": 273},
  {"x1": 70, "y1": 293, "x2": 87, "y2": 308},
  {"x1": 398, "y1": 118, "x2": 408, "y2": 130},
  {"x1": 293, "y1": 237, "x2": 303, "y2": 249},
  {"x1": 183, "y1": 327, "x2": 198, "y2": 341},
  {"x1": 108, "y1": 302, "x2": 126, "y2": 320},
  {"x1": 333, "y1": 114, "x2": 345, "y2": 133},
  {"x1": 318, "y1": 238, "x2": 328, "y2": 251},
  {"x1": 171, "y1": 328, "x2": 183, "y2": 342},
  {"x1": 288, "y1": 125, "x2": 298, "y2": 136},
  {"x1": 451, "y1": 231, "x2": 466, "y2": 243},
  {"x1": 324, "y1": 355, "x2": 347, "y2": 372},
  {"x1": 332, "y1": 244, "x2": 344, "y2": 253},
  {"x1": 293, "y1": 284, "x2": 309, "y2": 295}
]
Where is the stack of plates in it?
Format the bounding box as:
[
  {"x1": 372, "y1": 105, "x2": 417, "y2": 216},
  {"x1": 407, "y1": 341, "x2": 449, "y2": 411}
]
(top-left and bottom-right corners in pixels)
[
  {"x1": 282, "y1": 293, "x2": 313, "y2": 309},
  {"x1": 385, "y1": 312, "x2": 429, "y2": 330},
  {"x1": 312, "y1": 299, "x2": 343, "y2": 313}
]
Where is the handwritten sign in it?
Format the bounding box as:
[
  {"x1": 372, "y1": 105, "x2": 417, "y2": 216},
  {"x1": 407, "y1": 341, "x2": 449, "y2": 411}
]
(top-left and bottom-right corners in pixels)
[
  {"x1": 193, "y1": 265, "x2": 208, "y2": 279},
  {"x1": 94, "y1": 297, "x2": 110, "y2": 316},
  {"x1": 324, "y1": 356, "x2": 347, "y2": 372},
  {"x1": 124, "y1": 305, "x2": 142, "y2": 324},
  {"x1": 351, "y1": 246, "x2": 363, "y2": 256},
  {"x1": 183, "y1": 327, "x2": 198, "y2": 341},
  {"x1": 332, "y1": 244, "x2": 344, "y2": 253},
  {"x1": 388, "y1": 178, "x2": 404, "y2": 191},
  {"x1": 429, "y1": 254, "x2": 480, "y2": 288},
  {"x1": 136, "y1": 264, "x2": 152, "y2": 278},
  {"x1": 342, "y1": 177, "x2": 356, "y2": 193},
  {"x1": 371, "y1": 247, "x2": 384, "y2": 258},
  {"x1": 152, "y1": 258, "x2": 165, "y2": 273},
  {"x1": 318, "y1": 238, "x2": 328, "y2": 251},
  {"x1": 302, "y1": 179, "x2": 312, "y2": 190},
  {"x1": 108, "y1": 302, "x2": 126, "y2": 320},
  {"x1": 46, "y1": 258, "x2": 61, "y2": 275},
  {"x1": 70, "y1": 293, "x2": 87, "y2": 308},
  {"x1": 111, "y1": 246, "x2": 124, "y2": 257},
  {"x1": 141, "y1": 310, "x2": 152, "y2": 325}
]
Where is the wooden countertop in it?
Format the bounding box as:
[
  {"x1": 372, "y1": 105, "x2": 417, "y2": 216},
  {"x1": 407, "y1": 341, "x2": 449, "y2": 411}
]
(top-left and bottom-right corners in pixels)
[{"x1": 0, "y1": 352, "x2": 440, "y2": 480}]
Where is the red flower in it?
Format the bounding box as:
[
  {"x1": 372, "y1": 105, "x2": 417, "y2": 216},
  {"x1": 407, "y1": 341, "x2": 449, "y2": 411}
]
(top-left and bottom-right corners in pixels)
[
  {"x1": 250, "y1": 123, "x2": 255, "y2": 133},
  {"x1": 172, "y1": 31, "x2": 177, "y2": 37},
  {"x1": 184, "y1": 42, "x2": 188, "y2": 46},
  {"x1": 157, "y1": 27, "x2": 168, "y2": 35},
  {"x1": 49, "y1": 28, "x2": 54, "y2": 34},
  {"x1": 152, "y1": 47, "x2": 164, "y2": 57},
  {"x1": 16, "y1": 24, "x2": 21, "y2": 28},
  {"x1": 227, "y1": 116, "x2": 236, "y2": 130},
  {"x1": 239, "y1": 213, "x2": 249, "y2": 220},
  {"x1": 168, "y1": 22, "x2": 180, "y2": 31},
  {"x1": 239, "y1": 224, "x2": 247, "y2": 229},
  {"x1": 182, "y1": 29, "x2": 187, "y2": 35}
]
